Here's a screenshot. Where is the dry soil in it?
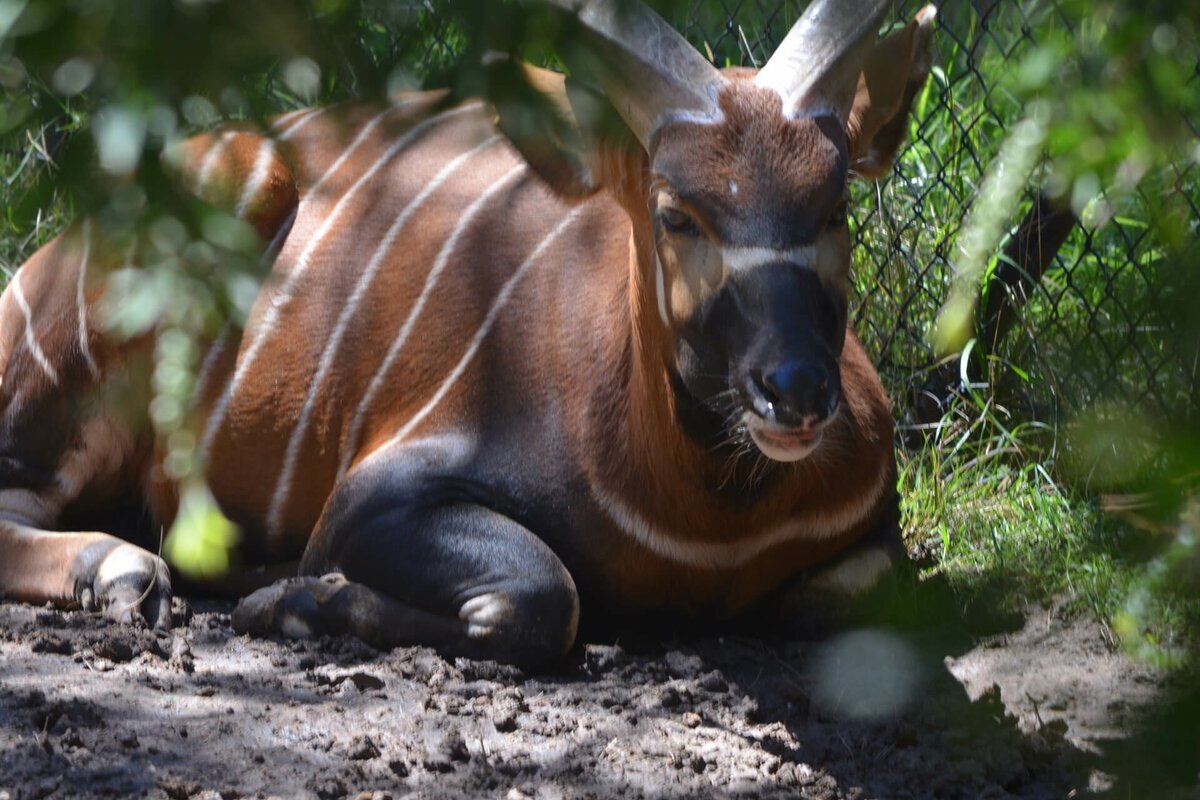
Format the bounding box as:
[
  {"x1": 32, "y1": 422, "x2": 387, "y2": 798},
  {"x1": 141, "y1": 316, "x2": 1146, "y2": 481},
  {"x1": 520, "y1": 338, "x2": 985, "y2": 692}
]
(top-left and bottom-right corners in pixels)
[{"x1": 0, "y1": 595, "x2": 1181, "y2": 799}]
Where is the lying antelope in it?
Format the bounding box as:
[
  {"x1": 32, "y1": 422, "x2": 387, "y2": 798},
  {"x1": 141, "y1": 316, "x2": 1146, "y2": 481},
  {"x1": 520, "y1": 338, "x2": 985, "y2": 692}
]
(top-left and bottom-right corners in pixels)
[{"x1": 0, "y1": 0, "x2": 935, "y2": 666}]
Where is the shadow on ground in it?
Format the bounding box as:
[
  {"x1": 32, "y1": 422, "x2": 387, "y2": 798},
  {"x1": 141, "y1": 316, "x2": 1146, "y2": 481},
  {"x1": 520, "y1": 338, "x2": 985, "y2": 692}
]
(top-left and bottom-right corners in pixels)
[{"x1": 0, "y1": 585, "x2": 1191, "y2": 800}]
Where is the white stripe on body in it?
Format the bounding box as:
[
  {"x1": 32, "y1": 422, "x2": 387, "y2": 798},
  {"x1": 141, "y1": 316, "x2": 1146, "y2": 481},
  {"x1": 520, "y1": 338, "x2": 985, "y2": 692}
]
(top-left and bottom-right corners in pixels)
[
  {"x1": 75, "y1": 220, "x2": 100, "y2": 379},
  {"x1": 270, "y1": 107, "x2": 308, "y2": 130},
  {"x1": 305, "y1": 101, "x2": 421, "y2": 198},
  {"x1": 265, "y1": 135, "x2": 505, "y2": 537},
  {"x1": 355, "y1": 205, "x2": 584, "y2": 475},
  {"x1": 195, "y1": 325, "x2": 235, "y2": 402},
  {"x1": 334, "y1": 157, "x2": 521, "y2": 482},
  {"x1": 264, "y1": 206, "x2": 298, "y2": 262},
  {"x1": 588, "y1": 457, "x2": 890, "y2": 569},
  {"x1": 195, "y1": 132, "x2": 234, "y2": 194},
  {"x1": 275, "y1": 106, "x2": 331, "y2": 142},
  {"x1": 10, "y1": 271, "x2": 58, "y2": 386},
  {"x1": 234, "y1": 139, "x2": 277, "y2": 219},
  {"x1": 200, "y1": 101, "x2": 484, "y2": 460}
]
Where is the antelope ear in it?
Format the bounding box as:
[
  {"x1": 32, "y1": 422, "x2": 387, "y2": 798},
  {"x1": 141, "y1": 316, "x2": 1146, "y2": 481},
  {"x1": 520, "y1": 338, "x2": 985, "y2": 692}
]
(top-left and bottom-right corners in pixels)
[
  {"x1": 846, "y1": 5, "x2": 937, "y2": 180},
  {"x1": 488, "y1": 60, "x2": 632, "y2": 199}
]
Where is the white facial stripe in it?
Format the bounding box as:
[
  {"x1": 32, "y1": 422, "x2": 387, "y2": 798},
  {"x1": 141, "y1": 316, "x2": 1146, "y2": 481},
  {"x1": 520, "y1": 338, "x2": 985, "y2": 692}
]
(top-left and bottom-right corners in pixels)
[
  {"x1": 721, "y1": 245, "x2": 817, "y2": 272},
  {"x1": 201, "y1": 102, "x2": 482, "y2": 461},
  {"x1": 357, "y1": 206, "x2": 583, "y2": 474},
  {"x1": 337, "y1": 160, "x2": 525, "y2": 480},
  {"x1": 654, "y1": 254, "x2": 670, "y2": 326},
  {"x1": 590, "y1": 457, "x2": 890, "y2": 569},
  {"x1": 234, "y1": 139, "x2": 276, "y2": 219},
  {"x1": 75, "y1": 220, "x2": 100, "y2": 380},
  {"x1": 10, "y1": 271, "x2": 58, "y2": 386},
  {"x1": 270, "y1": 136, "x2": 503, "y2": 536}
]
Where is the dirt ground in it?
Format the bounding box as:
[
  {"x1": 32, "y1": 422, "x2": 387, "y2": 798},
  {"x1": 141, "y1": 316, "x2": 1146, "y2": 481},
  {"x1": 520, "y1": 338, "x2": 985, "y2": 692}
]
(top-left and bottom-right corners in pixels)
[{"x1": 0, "y1": 593, "x2": 1185, "y2": 800}]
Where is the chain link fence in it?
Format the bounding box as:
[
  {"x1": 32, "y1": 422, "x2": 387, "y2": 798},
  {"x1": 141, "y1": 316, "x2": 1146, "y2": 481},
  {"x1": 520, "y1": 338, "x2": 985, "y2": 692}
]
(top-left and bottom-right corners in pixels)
[{"x1": 687, "y1": 0, "x2": 1199, "y2": 424}]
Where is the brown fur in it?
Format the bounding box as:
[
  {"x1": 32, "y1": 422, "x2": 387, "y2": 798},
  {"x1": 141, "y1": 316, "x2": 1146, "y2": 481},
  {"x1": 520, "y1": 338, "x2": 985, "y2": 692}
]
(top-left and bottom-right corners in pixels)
[{"x1": 652, "y1": 84, "x2": 847, "y2": 244}]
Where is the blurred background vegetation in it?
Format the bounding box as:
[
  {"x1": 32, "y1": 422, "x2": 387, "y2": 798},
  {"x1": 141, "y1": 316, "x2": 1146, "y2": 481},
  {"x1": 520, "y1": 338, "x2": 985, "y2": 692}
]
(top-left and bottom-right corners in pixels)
[{"x1": 2, "y1": 0, "x2": 1198, "y2": 788}]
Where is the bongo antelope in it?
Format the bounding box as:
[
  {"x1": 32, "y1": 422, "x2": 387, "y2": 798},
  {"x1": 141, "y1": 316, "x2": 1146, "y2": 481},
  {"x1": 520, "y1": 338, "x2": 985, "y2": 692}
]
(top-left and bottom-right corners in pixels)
[{"x1": 0, "y1": 0, "x2": 936, "y2": 666}]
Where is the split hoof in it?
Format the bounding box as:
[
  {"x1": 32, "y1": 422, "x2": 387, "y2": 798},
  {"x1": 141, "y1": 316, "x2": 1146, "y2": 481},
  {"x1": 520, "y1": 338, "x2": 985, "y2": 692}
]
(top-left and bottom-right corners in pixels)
[
  {"x1": 77, "y1": 542, "x2": 173, "y2": 630},
  {"x1": 232, "y1": 573, "x2": 348, "y2": 639}
]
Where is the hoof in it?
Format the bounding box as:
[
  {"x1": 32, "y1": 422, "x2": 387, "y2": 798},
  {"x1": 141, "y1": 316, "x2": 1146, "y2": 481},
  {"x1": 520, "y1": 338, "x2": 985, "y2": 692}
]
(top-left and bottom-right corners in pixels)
[
  {"x1": 77, "y1": 542, "x2": 173, "y2": 630},
  {"x1": 232, "y1": 573, "x2": 347, "y2": 639}
]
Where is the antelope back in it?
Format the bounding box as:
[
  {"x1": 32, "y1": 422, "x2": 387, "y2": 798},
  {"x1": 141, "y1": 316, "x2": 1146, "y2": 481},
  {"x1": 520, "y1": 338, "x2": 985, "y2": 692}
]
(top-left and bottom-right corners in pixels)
[{"x1": 0, "y1": 127, "x2": 298, "y2": 533}]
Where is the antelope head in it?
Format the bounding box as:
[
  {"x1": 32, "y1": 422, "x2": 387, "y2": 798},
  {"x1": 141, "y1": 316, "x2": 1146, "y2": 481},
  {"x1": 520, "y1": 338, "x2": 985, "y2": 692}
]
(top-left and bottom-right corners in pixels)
[{"x1": 498, "y1": 0, "x2": 936, "y2": 463}]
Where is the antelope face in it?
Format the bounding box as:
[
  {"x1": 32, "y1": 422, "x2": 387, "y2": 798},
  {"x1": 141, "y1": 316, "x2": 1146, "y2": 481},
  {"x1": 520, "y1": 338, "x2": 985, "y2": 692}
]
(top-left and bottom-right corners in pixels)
[
  {"x1": 651, "y1": 87, "x2": 853, "y2": 461},
  {"x1": 515, "y1": 0, "x2": 936, "y2": 462}
]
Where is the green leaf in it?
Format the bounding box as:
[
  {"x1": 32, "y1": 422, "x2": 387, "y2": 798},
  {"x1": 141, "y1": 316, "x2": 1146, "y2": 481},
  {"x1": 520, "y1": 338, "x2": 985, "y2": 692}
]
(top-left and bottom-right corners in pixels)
[{"x1": 164, "y1": 481, "x2": 241, "y2": 580}]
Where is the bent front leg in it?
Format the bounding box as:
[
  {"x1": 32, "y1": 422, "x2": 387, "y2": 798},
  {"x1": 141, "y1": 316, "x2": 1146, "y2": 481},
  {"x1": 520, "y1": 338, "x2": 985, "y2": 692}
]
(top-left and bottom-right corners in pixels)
[
  {"x1": 0, "y1": 520, "x2": 172, "y2": 628},
  {"x1": 234, "y1": 453, "x2": 579, "y2": 667}
]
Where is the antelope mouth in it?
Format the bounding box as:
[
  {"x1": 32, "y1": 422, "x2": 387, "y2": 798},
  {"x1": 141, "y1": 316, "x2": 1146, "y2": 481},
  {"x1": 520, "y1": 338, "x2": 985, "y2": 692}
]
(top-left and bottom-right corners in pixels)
[{"x1": 744, "y1": 415, "x2": 827, "y2": 462}]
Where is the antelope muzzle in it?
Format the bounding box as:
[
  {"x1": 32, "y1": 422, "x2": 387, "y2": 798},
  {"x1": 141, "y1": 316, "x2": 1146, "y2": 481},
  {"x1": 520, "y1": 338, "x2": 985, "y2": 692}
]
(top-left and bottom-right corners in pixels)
[{"x1": 683, "y1": 261, "x2": 847, "y2": 463}]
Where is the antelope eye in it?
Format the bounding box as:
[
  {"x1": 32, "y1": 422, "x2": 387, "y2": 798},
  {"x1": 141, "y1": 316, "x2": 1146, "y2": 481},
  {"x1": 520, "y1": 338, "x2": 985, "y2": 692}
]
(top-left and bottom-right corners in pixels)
[
  {"x1": 660, "y1": 206, "x2": 699, "y2": 236},
  {"x1": 827, "y1": 203, "x2": 848, "y2": 229}
]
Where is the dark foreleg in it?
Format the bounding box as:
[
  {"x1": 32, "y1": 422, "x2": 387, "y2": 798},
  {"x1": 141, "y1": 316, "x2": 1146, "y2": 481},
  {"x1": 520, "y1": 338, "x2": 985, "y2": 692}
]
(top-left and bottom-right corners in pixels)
[{"x1": 233, "y1": 444, "x2": 579, "y2": 667}]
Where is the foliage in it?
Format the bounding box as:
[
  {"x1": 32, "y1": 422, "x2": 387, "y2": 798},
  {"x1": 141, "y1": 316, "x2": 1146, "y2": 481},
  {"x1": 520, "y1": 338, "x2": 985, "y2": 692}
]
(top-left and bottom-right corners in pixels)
[
  {"x1": 923, "y1": 0, "x2": 1199, "y2": 666},
  {"x1": 1, "y1": 0, "x2": 427, "y2": 566}
]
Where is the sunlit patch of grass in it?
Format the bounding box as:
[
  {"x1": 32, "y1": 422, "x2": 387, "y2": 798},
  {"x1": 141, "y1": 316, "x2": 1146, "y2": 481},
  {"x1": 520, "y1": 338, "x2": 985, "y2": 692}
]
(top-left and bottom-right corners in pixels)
[
  {"x1": 904, "y1": 438, "x2": 1107, "y2": 603},
  {"x1": 897, "y1": 373, "x2": 1198, "y2": 660}
]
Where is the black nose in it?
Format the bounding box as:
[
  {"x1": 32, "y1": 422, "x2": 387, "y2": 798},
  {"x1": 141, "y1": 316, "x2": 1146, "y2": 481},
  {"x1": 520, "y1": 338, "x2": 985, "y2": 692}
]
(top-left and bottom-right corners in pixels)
[{"x1": 748, "y1": 360, "x2": 836, "y2": 425}]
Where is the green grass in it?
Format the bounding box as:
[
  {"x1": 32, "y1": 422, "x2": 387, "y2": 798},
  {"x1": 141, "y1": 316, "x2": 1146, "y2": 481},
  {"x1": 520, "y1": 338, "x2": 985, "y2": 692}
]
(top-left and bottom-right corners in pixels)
[
  {"x1": 899, "y1": 397, "x2": 1110, "y2": 608},
  {"x1": 1, "y1": 123, "x2": 70, "y2": 279},
  {"x1": 893, "y1": 364, "x2": 1198, "y2": 664}
]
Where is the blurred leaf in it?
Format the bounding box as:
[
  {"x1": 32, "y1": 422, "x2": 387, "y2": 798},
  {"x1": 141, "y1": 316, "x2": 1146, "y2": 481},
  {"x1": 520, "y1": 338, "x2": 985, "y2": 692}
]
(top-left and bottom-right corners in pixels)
[{"x1": 165, "y1": 481, "x2": 240, "y2": 580}]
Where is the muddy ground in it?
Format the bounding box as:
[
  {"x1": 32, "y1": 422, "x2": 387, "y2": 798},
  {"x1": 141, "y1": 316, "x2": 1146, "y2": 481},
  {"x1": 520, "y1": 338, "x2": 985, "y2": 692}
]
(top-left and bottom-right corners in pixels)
[{"x1": 0, "y1": 593, "x2": 1187, "y2": 800}]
